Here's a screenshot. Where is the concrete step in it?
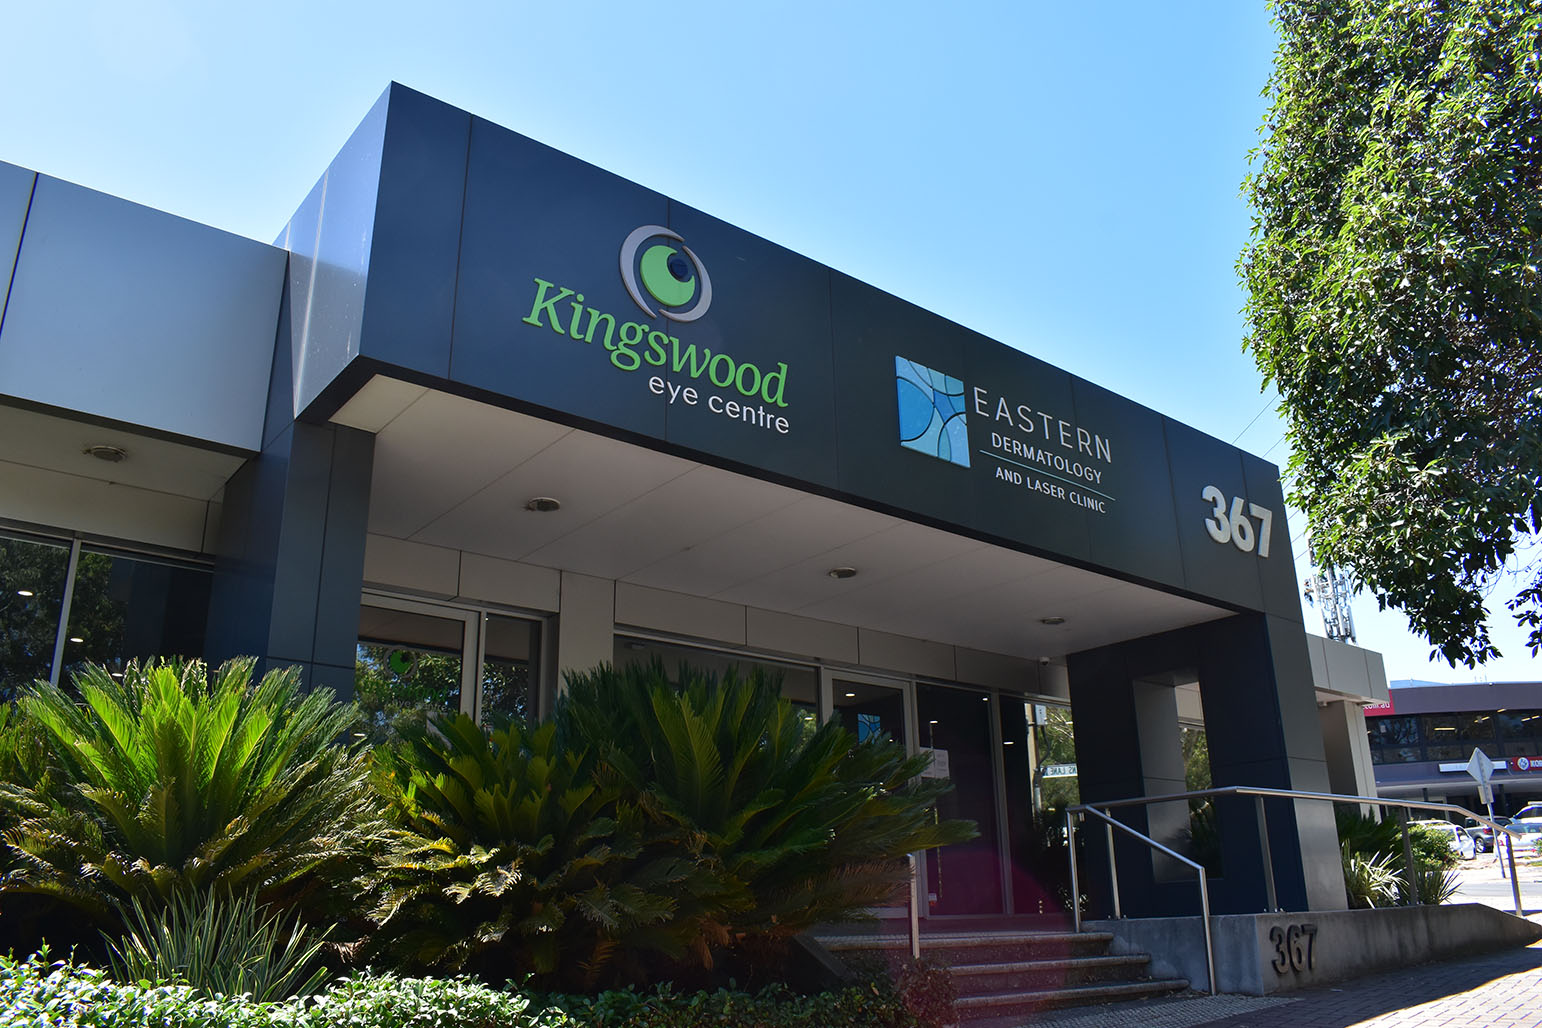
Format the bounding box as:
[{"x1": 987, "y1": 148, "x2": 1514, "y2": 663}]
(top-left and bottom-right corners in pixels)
[
  {"x1": 818, "y1": 929, "x2": 1115, "y2": 964},
  {"x1": 950, "y1": 952, "x2": 1153, "y2": 991},
  {"x1": 954, "y1": 976, "x2": 1191, "y2": 1020}
]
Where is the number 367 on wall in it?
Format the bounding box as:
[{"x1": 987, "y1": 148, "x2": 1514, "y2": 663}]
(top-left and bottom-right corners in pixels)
[{"x1": 1201, "y1": 486, "x2": 1274, "y2": 558}]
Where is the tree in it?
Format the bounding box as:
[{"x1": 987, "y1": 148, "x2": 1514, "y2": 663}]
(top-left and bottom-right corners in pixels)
[{"x1": 1240, "y1": 0, "x2": 1542, "y2": 666}]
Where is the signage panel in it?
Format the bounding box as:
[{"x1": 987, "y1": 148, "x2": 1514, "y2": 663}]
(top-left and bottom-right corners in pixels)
[
  {"x1": 450, "y1": 117, "x2": 672, "y2": 439},
  {"x1": 333, "y1": 87, "x2": 1305, "y2": 621}
]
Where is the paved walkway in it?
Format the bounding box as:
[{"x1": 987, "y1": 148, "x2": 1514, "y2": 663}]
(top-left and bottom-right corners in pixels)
[{"x1": 1011, "y1": 939, "x2": 1542, "y2": 1027}]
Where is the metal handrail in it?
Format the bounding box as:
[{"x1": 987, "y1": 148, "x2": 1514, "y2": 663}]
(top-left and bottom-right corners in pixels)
[
  {"x1": 1068, "y1": 805, "x2": 1217, "y2": 994},
  {"x1": 1069, "y1": 785, "x2": 1526, "y2": 919}
]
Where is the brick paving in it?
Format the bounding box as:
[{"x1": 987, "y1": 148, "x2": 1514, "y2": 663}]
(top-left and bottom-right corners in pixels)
[
  {"x1": 1192, "y1": 939, "x2": 1542, "y2": 1027},
  {"x1": 1009, "y1": 939, "x2": 1542, "y2": 1028}
]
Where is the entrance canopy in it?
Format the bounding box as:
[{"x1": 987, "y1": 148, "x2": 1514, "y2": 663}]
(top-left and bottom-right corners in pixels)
[
  {"x1": 337, "y1": 379, "x2": 1230, "y2": 663},
  {"x1": 288, "y1": 83, "x2": 1304, "y2": 639}
]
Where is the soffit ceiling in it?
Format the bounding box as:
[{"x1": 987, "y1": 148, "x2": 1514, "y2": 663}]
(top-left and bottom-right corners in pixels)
[
  {"x1": 0, "y1": 401, "x2": 245, "y2": 501},
  {"x1": 337, "y1": 380, "x2": 1231, "y2": 661}
]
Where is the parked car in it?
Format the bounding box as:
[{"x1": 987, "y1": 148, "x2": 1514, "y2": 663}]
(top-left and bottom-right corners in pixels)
[
  {"x1": 1499, "y1": 821, "x2": 1542, "y2": 860},
  {"x1": 1463, "y1": 815, "x2": 1510, "y2": 853},
  {"x1": 1512, "y1": 803, "x2": 1542, "y2": 821},
  {"x1": 1409, "y1": 819, "x2": 1477, "y2": 860}
]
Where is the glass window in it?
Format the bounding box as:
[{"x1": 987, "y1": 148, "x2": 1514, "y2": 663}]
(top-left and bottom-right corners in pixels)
[
  {"x1": 60, "y1": 549, "x2": 211, "y2": 682},
  {"x1": 1421, "y1": 712, "x2": 1495, "y2": 746},
  {"x1": 481, "y1": 613, "x2": 538, "y2": 726},
  {"x1": 832, "y1": 679, "x2": 905, "y2": 742},
  {"x1": 356, "y1": 604, "x2": 467, "y2": 744},
  {"x1": 614, "y1": 638, "x2": 818, "y2": 722},
  {"x1": 1033, "y1": 705, "x2": 1079, "y2": 809},
  {"x1": 0, "y1": 533, "x2": 70, "y2": 698},
  {"x1": 1371, "y1": 746, "x2": 1422, "y2": 765},
  {"x1": 1369, "y1": 716, "x2": 1421, "y2": 747}
]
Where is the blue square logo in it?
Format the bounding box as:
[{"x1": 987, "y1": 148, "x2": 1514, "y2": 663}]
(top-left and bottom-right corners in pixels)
[{"x1": 895, "y1": 356, "x2": 970, "y2": 468}]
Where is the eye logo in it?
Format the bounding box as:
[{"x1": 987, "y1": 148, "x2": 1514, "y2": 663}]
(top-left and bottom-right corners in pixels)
[{"x1": 619, "y1": 225, "x2": 713, "y2": 322}]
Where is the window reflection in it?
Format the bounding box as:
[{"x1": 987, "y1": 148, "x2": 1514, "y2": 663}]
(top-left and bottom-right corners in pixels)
[
  {"x1": 0, "y1": 534, "x2": 69, "y2": 698},
  {"x1": 356, "y1": 605, "x2": 464, "y2": 745},
  {"x1": 481, "y1": 614, "x2": 537, "y2": 727},
  {"x1": 61, "y1": 549, "x2": 211, "y2": 680}
]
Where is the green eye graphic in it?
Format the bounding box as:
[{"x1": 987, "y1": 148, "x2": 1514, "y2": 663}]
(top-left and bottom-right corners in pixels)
[
  {"x1": 620, "y1": 225, "x2": 713, "y2": 322},
  {"x1": 639, "y1": 243, "x2": 696, "y2": 308}
]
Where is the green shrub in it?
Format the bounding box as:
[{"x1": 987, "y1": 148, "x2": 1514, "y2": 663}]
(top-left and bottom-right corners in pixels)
[
  {"x1": 275, "y1": 973, "x2": 572, "y2": 1028},
  {"x1": 545, "y1": 981, "x2": 924, "y2": 1028},
  {"x1": 1335, "y1": 810, "x2": 1461, "y2": 906},
  {"x1": 367, "y1": 715, "x2": 706, "y2": 988},
  {"x1": 559, "y1": 662, "x2": 976, "y2": 944},
  {"x1": 369, "y1": 662, "x2": 972, "y2": 988},
  {"x1": 105, "y1": 889, "x2": 333, "y2": 1001},
  {"x1": 0, "y1": 949, "x2": 270, "y2": 1028},
  {"x1": 0, "y1": 658, "x2": 388, "y2": 925},
  {"x1": 1340, "y1": 843, "x2": 1400, "y2": 908}
]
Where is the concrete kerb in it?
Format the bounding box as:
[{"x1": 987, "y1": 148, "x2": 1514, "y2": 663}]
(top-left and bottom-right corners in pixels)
[{"x1": 1088, "y1": 903, "x2": 1542, "y2": 995}]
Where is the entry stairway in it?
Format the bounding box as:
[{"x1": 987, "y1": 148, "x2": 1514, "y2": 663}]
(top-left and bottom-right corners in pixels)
[{"x1": 816, "y1": 924, "x2": 1190, "y2": 1023}]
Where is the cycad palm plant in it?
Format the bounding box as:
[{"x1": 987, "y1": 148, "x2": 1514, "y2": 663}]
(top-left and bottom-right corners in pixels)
[
  {"x1": 560, "y1": 661, "x2": 975, "y2": 946},
  {"x1": 0, "y1": 658, "x2": 385, "y2": 923},
  {"x1": 368, "y1": 714, "x2": 709, "y2": 987}
]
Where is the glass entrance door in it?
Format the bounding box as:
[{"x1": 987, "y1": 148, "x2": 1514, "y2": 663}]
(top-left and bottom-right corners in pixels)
[
  {"x1": 917, "y1": 683, "x2": 1005, "y2": 915},
  {"x1": 826, "y1": 672, "x2": 915, "y2": 917}
]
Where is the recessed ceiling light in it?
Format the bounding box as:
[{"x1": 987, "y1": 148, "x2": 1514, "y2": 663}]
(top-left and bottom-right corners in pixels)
[
  {"x1": 1004, "y1": 740, "x2": 1015, "y2": 746},
  {"x1": 827, "y1": 566, "x2": 858, "y2": 579},
  {"x1": 844, "y1": 691, "x2": 856, "y2": 698},
  {"x1": 83, "y1": 443, "x2": 127, "y2": 463},
  {"x1": 524, "y1": 496, "x2": 561, "y2": 513},
  {"x1": 929, "y1": 719, "x2": 939, "y2": 725},
  {"x1": 16, "y1": 590, "x2": 33, "y2": 598},
  {"x1": 1040, "y1": 616, "x2": 1066, "y2": 626},
  {"x1": 68, "y1": 636, "x2": 84, "y2": 644}
]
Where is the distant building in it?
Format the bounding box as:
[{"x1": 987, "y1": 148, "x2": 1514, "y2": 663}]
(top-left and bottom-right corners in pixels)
[{"x1": 1366, "y1": 680, "x2": 1542, "y2": 814}]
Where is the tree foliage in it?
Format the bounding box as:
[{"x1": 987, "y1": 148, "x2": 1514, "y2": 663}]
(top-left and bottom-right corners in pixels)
[{"x1": 1241, "y1": 0, "x2": 1542, "y2": 665}]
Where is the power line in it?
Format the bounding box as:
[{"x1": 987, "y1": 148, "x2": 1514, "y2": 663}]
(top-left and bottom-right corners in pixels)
[{"x1": 1230, "y1": 398, "x2": 1275, "y2": 445}]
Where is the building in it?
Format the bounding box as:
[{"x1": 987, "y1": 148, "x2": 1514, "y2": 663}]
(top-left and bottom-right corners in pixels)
[
  {"x1": 0, "y1": 83, "x2": 1386, "y2": 920},
  {"x1": 1368, "y1": 680, "x2": 1542, "y2": 815}
]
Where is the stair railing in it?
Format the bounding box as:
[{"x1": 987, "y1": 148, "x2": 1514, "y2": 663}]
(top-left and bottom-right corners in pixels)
[
  {"x1": 1066, "y1": 806, "x2": 1216, "y2": 995},
  {"x1": 907, "y1": 852, "x2": 921, "y2": 960},
  {"x1": 1070, "y1": 785, "x2": 1523, "y2": 917}
]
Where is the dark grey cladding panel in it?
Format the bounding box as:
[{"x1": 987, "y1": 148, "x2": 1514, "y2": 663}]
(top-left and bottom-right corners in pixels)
[
  {"x1": 963, "y1": 335, "x2": 1093, "y2": 562},
  {"x1": 358, "y1": 84, "x2": 469, "y2": 380},
  {"x1": 285, "y1": 88, "x2": 388, "y2": 416},
  {"x1": 661, "y1": 203, "x2": 839, "y2": 488},
  {"x1": 1163, "y1": 418, "x2": 1268, "y2": 611},
  {"x1": 449, "y1": 114, "x2": 670, "y2": 438},
  {"x1": 0, "y1": 161, "x2": 34, "y2": 331},
  {"x1": 1074, "y1": 380, "x2": 1184, "y2": 590},
  {"x1": 829, "y1": 272, "x2": 978, "y2": 532},
  {"x1": 1245, "y1": 452, "x2": 1302, "y2": 622}
]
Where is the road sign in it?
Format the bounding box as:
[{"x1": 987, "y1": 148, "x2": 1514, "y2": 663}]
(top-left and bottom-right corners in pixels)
[{"x1": 1468, "y1": 748, "x2": 1495, "y2": 785}]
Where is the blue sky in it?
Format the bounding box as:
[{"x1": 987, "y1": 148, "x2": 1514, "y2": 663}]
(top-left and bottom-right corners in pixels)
[{"x1": 1, "y1": 0, "x2": 1533, "y2": 683}]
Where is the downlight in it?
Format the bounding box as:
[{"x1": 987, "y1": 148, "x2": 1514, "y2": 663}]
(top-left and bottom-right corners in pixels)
[
  {"x1": 827, "y1": 566, "x2": 858, "y2": 580},
  {"x1": 524, "y1": 497, "x2": 561, "y2": 513},
  {"x1": 83, "y1": 444, "x2": 127, "y2": 463}
]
